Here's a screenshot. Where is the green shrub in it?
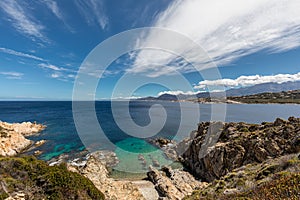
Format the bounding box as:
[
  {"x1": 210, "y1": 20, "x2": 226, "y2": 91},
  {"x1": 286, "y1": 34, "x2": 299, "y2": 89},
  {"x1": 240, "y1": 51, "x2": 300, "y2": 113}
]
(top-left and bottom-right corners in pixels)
[{"x1": 0, "y1": 156, "x2": 105, "y2": 199}]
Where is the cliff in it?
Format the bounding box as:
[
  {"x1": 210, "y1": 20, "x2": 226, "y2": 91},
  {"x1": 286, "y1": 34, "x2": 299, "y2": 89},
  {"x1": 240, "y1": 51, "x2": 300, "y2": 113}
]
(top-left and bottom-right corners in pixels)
[{"x1": 181, "y1": 117, "x2": 300, "y2": 182}]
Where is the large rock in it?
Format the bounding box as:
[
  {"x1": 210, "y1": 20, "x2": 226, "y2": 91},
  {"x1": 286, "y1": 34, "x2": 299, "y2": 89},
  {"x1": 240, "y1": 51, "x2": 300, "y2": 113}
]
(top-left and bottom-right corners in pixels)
[
  {"x1": 147, "y1": 165, "x2": 207, "y2": 200},
  {"x1": 0, "y1": 121, "x2": 46, "y2": 156},
  {"x1": 181, "y1": 117, "x2": 300, "y2": 182},
  {"x1": 70, "y1": 154, "x2": 145, "y2": 200}
]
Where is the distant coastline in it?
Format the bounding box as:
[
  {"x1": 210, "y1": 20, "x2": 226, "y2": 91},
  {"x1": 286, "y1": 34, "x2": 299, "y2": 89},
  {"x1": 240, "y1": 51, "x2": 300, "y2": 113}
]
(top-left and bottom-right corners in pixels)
[{"x1": 137, "y1": 89, "x2": 300, "y2": 105}]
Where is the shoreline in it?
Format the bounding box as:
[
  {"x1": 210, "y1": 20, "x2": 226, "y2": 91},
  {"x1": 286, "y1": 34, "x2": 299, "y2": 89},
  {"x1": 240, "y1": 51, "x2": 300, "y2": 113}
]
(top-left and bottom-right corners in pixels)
[
  {"x1": 0, "y1": 117, "x2": 299, "y2": 199},
  {"x1": 0, "y1": 121, "x2": 46, "y2": 156}
]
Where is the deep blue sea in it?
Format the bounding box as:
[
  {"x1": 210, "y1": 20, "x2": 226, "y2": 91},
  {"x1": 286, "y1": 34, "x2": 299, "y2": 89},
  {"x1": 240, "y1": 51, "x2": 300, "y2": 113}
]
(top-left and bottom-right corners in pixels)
[{"x1": 0, "y1": 101, "x2": 299, "y2": 173}]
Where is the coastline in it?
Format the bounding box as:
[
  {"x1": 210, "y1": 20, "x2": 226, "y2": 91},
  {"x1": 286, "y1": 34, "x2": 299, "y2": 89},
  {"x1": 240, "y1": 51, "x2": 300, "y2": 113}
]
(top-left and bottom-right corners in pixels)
[
  {"x1": 0, "y1": 116, "x2": 299, "y2": 199},
  {"x1": 0, "y1": 121, "x2": 46, "y2": 156}
]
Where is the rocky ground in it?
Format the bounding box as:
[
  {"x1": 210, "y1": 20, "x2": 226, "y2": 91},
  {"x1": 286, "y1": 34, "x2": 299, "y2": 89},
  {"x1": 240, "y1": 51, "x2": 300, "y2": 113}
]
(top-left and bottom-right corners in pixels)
[
  {"x1": 67, "y1": 153, "x2": 146, "y2": 200},
  {"x1": 0, "y1": 121, "x2": 45, "y2": 156},
  {"x1": 184, "y1": 153, "x2": 300, "y2": 199},
  {"x1": 181, "y1": 117, "x2": 300, "y2": 182}
]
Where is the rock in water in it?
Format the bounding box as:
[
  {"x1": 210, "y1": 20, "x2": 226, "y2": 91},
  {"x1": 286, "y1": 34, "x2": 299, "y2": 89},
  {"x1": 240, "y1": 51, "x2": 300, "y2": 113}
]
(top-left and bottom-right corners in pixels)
[{"x1": 0, "y1": 121, "x2": 46, "y2": 156}]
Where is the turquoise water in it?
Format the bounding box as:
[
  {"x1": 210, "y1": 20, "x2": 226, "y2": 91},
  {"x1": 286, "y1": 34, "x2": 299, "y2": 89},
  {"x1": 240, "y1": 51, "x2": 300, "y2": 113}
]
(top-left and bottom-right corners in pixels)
[
  {"x1": 114, "y1": 138, "x2": 173, "y2": 173},
  {"x1": 0, "y1": 101, "x2": 300, "y2": 175}
]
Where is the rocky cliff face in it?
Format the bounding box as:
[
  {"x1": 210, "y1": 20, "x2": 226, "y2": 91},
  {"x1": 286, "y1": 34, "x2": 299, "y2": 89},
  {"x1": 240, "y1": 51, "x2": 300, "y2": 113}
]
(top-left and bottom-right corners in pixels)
[
  {"x1": 181, "y1": 117, "x2": 300, "y2": 182},
  {"x1": 0, "y1": 121, "x2": 45, "y2": 156}
]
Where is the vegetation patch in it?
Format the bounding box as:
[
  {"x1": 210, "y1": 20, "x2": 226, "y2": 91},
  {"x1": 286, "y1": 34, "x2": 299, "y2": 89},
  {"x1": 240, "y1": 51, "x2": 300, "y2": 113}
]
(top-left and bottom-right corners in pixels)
[{"x1": 0, "y1": 156, "x2": 105, "y2": 200}]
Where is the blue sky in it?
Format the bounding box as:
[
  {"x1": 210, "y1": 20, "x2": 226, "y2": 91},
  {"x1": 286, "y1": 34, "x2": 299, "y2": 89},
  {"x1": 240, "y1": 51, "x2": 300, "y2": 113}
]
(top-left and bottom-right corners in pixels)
[{"x1": 0, "y1": 0, "x2": 300, "y2": 100}]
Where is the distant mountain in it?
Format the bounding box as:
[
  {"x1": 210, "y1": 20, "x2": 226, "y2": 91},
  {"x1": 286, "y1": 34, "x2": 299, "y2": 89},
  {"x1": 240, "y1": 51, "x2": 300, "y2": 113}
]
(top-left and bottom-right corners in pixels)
[
  {"x1": 226, "y1": 81, "x2": 300, "y2": 97},
  {"x1": 228, "y1": 89, "x2": 300, "y2": 104},
  {"x1": 137, "y1": 81, "x2": 300, "y2": 101}
]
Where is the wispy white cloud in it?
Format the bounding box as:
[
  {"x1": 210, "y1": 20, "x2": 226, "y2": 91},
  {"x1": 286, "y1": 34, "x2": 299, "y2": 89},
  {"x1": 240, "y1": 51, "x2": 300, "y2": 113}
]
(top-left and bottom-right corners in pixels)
[
  {"x1": 0, "y1": 47, "x2": 45, "y2": 61},
  {"x1": 38, "y1": 63, "x2": 76, "y2": 81},
  {"x1": 42, "y1": 0, "x2": 74, "y2": 32},
  {"x1": 51, "y1": 73, "x2": 60, "y2": 78},
  {"x1": 0, "y1": 71, "x2": 24, "y2": 79},
  {"x1": 75, "y1": 0, "x2": 108, "y2": 30},
  {"x1": 43, "y1": 0, "x2": 64, "y2": 21},
  {"x1": 194, "y1": 72, "x2": 300, "y2": 89},
  {"x1": 38, "y1": 63, "x2": 64, "y2": 71},
  {"x1": 129, "y1": 0, "x2": 300, "y2": 77},
  {"x1": 0, "y1": 0, "x2": 47, "y2": 41}
]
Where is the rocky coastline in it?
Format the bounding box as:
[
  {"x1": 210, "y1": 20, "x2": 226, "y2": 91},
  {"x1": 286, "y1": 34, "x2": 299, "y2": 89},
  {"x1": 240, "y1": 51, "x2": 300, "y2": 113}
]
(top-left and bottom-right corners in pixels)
[
  {"x1": 0, "y1": 117, "x2": 299, "y2": 199},
  {"x1": 143, "y1": 117, "x2": 300, "y2": 199},
  {"x1": 0, "y1": 121, "x2": 46, "y2": 156}
]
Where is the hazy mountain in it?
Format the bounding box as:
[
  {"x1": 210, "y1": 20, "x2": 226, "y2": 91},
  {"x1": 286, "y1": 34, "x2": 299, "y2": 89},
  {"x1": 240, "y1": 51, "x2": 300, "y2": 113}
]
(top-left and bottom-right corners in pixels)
[{"x1": 138, "y1": 81, "x2": 300, "y2": 100}]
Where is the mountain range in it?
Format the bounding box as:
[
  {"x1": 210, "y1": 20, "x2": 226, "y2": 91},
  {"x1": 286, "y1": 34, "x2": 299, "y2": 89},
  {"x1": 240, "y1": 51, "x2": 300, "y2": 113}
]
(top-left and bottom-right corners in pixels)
[{"x1": 138, "y1": 81, "x2": 300, "y2": 101}]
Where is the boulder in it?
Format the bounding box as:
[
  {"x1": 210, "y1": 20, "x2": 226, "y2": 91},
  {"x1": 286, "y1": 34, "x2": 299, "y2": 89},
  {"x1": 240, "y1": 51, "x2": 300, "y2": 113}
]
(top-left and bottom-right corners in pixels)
[{"x1": 147, "y1": 165, "x2": 207, "y2": 200}]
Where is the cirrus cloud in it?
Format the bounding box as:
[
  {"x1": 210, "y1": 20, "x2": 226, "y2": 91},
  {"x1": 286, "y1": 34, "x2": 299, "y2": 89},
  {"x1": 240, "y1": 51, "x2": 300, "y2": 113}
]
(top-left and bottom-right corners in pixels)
[
  {"x1": 129, "y1": 0, "x2": 300, "y2": 77},
  {"x1": 0, "y1": 71, "x2": 24, "y2": 79},
  {"x1": 0, "y1": 0, "x2": 47, "y2": 41}
]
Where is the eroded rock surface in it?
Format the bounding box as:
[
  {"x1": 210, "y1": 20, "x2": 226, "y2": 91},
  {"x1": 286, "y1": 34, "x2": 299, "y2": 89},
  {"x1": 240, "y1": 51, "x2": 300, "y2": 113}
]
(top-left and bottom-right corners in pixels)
[
  {"x1": 147, "y1": 165, "x2": 207, "y2": 200},
  {"x1": 181, "y1": 117, "x2": 300, "y2": 182},
  {"x1": 0, "y1": 121, "x2": 45, "y2": 156},
  {"x1": 69, "y1": 153, "x2": 145, "y2": 200}
]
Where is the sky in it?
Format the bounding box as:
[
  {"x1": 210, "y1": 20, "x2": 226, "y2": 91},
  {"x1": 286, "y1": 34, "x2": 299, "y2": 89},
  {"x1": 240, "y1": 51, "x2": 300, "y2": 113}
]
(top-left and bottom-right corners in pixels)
[{"x1": 0, "y1": 0, "x2": 300, "y2": 100}]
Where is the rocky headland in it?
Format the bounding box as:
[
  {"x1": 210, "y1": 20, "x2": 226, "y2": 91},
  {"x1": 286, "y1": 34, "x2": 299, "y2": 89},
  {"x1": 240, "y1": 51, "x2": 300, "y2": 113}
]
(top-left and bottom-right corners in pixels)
[
  {"x1": 143, "y1": 117, "x2": 300, "y2": 199},
  {"x1": 0, "y1": 121, "x2": 45, "y2": 156},
  {"x1": 180, "y1": 117, "x2": 300, "y2": 182}
]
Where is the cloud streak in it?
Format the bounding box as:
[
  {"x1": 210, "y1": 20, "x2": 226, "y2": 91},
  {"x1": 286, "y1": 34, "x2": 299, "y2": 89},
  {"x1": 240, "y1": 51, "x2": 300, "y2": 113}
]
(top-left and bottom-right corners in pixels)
[
  {"x1": 43, "y1": 0, "x2": 64, "y2": 22},
  {"x1": 42, "y1": 0, "x2": 74, "y2": 32},
  {"x1": 129, "y1": 0, "x2": 300, "y2": 77},
  {"x1": 38, "y1": 63, "x2": 65, "y2": 71},
  {"x1": 0, "y1": 47, "x2": 46, "y2": 61},
  {"x1": 194, "y1": 72, "x2": 300, "y2": 89},
  {"x1": 0, "y1": 0, "x2": 47, "y2": 41},
  {"x1": 0, "y1": 71, "x2": 24, "y2": 79},
  {"x1": 75, "y1": 0, "x2": 108, "y2": 30}
]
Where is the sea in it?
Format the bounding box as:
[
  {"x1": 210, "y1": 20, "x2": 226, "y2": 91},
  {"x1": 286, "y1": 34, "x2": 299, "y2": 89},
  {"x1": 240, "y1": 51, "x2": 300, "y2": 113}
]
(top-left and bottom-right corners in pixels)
[{"x1": 0, "y1": 101, "x2": 299, "y2": 176}]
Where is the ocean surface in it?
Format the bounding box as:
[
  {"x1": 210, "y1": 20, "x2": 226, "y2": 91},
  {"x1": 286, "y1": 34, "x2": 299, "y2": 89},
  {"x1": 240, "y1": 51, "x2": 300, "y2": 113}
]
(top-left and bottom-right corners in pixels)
[{"x1": 0, "y1": 101, "x2": 299, "y2": 174}]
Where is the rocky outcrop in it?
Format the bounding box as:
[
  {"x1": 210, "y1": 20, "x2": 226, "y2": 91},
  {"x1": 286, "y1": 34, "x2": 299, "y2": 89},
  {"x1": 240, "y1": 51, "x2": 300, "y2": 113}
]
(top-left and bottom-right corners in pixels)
[
  {"x1": 0, "y1": 121, "x2": 46, "y2": 156},
  {"x1": 184, "y1": 153, "x2": 300, "y2": 199},
  {"x1": 69, "y1": 152, "x2": 145, "y2": 200},
  {"x1": 147, "y1": 165, "x2": 207, "y2": 200},
  {"x1": 181, "y1": 117, "x2": 300, "y2": 182}
]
